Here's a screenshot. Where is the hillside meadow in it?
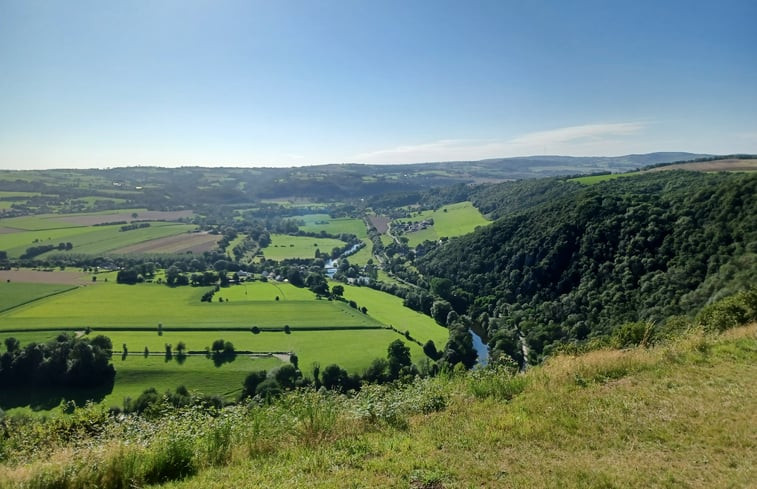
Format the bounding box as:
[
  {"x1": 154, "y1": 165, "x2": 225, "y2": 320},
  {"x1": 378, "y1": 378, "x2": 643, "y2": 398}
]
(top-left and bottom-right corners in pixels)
[
  {"x1": 1, "y1": 324, "x2": 753, "y2": 488},
  {"x1": 398, "y1": 201, "x2": 489, "y2": 247}
]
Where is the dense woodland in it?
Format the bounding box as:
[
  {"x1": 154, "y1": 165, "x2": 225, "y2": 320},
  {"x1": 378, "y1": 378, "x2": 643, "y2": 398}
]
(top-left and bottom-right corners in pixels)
[{"x1": 416, "y1": 171, "x2": 756, "y2": 362}]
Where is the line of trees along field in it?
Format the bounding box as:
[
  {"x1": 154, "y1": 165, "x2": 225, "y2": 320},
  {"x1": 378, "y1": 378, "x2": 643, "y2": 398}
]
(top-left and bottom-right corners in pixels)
[{"x1": 413, "y1": 171, "x2": 756, "y2": 363}]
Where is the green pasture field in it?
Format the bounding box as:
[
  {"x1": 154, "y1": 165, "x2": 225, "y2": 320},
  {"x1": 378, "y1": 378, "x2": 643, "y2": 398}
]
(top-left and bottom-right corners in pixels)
[
  {"x1": 106, "y1": 355, "x2": 283, "y2": 407},
  {"x1": 1, "y1": 222, "x2": 197, "y2": 258},
  {"x1": 0, "y1": 282, "x2": 77, "y2": 313},
  {"x1": 335, "y1": 282, "x2": 449, "y2": 346},
  {"x1": 94, "y1": 329, "x2": 423, "y2": 374},
  {"x1": 0, "y1": 282, "x2": 381, "y2": 330},
  {"x1": 0, "y1": 201, "x2": 14, "y2": 209},
  {"x1": 219, "y1": 281, "x2": 317, "y2": 301},
  {"x1": 261, "y1": 234, "x2": 346, "y2": 261},
  {"x1": 297, "y1": 214, "x2": 368, "y2": 238},
  {"x1": 569, "y1": 172, "x2": 641, "y2": 185},
  {"x1": 399, "y1": 201, "x2": 489, "y2": 247}
]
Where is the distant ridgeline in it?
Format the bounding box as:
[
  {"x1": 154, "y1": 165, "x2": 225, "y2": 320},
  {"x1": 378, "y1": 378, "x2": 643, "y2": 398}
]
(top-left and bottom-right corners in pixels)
[
  {"x1": 415, "y1": 170, "x2": 757, "y2": 363},
  {"x1": 0, "y1": 153, "x2": 710, "y2": 212}
]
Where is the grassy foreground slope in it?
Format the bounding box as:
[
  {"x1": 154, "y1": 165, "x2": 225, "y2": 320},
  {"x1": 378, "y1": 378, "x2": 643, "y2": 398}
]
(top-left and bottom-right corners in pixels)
[
  {"x1": 2, "y1": 324, "x2": 754, "y2": 488},
  {"x1": 168, "y1": 327, "x2": 757, "y2": 489}
]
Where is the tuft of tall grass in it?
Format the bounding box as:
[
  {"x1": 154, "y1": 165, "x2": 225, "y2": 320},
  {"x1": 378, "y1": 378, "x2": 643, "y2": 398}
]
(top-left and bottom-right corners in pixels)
[
  {"x1": 288, "y1": 390, "x2": 340, "y2": 445},
  {"x1": 196, "y1": 417, "x2": 234, "y2": 468},
  {"x1": 142, "y1": 435, "x2": 196, "y2": 484},
  {"x1": 468, "y1": 366, "x2": 529, "y2": 401}
]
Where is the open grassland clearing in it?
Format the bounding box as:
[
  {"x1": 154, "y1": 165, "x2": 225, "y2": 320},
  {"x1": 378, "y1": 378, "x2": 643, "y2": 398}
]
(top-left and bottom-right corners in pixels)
[
  {"x1": 335, "y1": 281, "x2": 449, "y2": 346},
  {"x1": 110, "y1": 231, "x2": 219, "y2": 254},
  {"x1": 297, "y1": 214, "x2": 368, "y2": 238},
  {"x1": 261, "y1": 234, "x2": 346, "y2": 261},
  {"x1": 398, "y1": 201, "x2": 489, "y2": 246},
  {"x1": 0, "y1": 282, "x2": 381, "y2": 330}
]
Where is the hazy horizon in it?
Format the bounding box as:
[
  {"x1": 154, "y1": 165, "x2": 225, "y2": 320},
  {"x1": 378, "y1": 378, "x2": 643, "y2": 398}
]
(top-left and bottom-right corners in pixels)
[{"x1": 2, "y1": 1, "x2": 756, "y2": 170}]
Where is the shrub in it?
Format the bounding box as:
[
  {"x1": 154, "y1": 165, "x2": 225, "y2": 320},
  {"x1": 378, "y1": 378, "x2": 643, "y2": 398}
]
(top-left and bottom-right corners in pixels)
[
  {"x1": 612, "y1": 321, "x2": 655, "y2": 348},
  {"x1": 697, "y1": 289, "x2": 757, "y2": 332}
]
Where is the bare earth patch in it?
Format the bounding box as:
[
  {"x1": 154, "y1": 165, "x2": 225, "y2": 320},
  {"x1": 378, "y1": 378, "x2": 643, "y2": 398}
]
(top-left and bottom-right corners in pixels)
[
  {"x1": 111, "y1": 232, "x2": 220, "y2": 254},
  {"x1": 0, "y1": 269, "x2": 92, "y2": 285},
  {"x1": 54, "y1": 210, "x2": 194, "y2": 226},
  {"x1": 0, "y1": 227, "x2": 21, "y2": 234},
  {"x1": 367, "y1": 215, "x2": 390, "y2": 234}
]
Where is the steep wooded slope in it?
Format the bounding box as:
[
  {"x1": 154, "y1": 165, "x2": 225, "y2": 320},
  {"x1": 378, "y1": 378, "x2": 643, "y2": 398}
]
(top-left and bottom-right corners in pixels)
[{"x1": 417, "y1": 171, "x2": 756, "y2": 360}]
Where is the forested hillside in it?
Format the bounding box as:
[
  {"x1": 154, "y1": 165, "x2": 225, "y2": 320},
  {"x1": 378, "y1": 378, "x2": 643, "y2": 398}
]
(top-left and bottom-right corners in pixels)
[{"x1": 416, "y1": 171, "x2": 756, "y2": 362}]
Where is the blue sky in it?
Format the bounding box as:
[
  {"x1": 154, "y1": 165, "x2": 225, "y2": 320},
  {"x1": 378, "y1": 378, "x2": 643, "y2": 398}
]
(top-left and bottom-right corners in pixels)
[{"x1": 1, "y1": 0, "x2": 755, "y2": 169}]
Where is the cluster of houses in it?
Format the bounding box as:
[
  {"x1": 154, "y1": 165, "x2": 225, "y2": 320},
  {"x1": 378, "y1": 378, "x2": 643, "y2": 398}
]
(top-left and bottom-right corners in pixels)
[{"x1": 392, "y1": 218, "x2": 433, "y2": 234}]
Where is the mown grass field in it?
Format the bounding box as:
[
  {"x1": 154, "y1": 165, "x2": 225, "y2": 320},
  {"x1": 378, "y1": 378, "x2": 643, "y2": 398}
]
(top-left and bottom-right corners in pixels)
[
  {"x1": 399, "y1": 201, "x2": 489, "y2": 247},
  {"x1": 218, "y1": 281, "x2": 317, "y2": 301},
  {"x1": 0, "y1": 282, "x2": 380, "y2": 330},
  {"x1": 297, "y1": 214, "x2": 368, "y2": 238},
  {"x1": 335, "y1": 281, "x2": 449, "y2": 346},
  {"x1": 261, "y1": 234, "x2": 346, "y2": 261},
  {"x1": 0, "y1": 282, "x2": 77, "y2": 313}
]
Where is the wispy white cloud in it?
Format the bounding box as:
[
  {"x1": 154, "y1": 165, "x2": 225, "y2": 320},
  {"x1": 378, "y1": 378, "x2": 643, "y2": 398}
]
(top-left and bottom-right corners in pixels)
[
  {"x1": 507, "y1": 122, "x2": 646, "y2": 146},
  {"x1": 353, "y1": 122, "x2": 649, "y2": 163}
]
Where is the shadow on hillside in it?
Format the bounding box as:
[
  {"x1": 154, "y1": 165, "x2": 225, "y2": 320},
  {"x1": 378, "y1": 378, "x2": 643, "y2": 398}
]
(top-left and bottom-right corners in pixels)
[{"x1": 0, "y1": 379, "x2": 115, "y2": 412}]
